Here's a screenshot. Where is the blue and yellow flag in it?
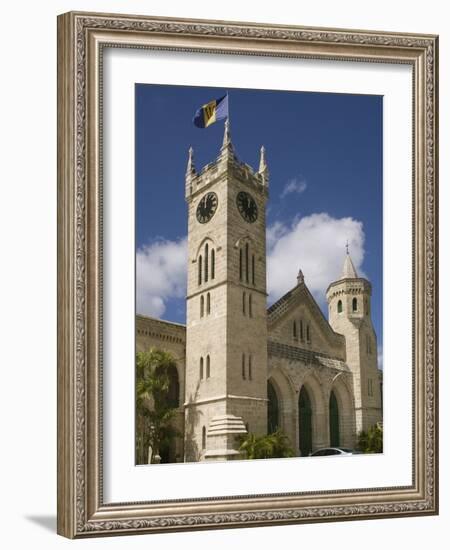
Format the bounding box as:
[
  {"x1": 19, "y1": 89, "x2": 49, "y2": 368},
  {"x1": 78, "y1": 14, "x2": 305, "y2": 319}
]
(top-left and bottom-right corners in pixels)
[{"x1": 193, "y1": 94, "x2": 229, "y2": 128}]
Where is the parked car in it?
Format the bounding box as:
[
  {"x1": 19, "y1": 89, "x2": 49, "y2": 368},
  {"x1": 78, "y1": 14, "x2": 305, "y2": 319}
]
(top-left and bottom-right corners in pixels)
[{"x1": 309, "y1": 447, "x2": 361, "y2": 457}]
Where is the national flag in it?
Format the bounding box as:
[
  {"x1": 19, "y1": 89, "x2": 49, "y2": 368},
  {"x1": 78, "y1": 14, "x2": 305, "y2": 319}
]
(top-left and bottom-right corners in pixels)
[{"x1": 193, "y1": 94, "x2": 229, "y2": 128}]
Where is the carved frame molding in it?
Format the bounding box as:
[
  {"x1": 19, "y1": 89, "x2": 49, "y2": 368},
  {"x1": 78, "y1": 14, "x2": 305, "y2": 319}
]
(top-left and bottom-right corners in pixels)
[{"x1": 57, "y1": 11, "x2": 438, "y2": 538}]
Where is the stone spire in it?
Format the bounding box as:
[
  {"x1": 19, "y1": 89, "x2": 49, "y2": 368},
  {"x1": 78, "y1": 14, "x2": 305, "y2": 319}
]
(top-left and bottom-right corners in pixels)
[
  {"x1": 297, "y1": 269, "x2": 304, "y2": 285},
  {"x1": 221, "y1": 118, "x2": 232, "y2": 149},
  {"x1": 340, "y1": 250, "x2": 358, "y2": 279},
  {"x1": 219, "y1": 118, "x2": 236, "y2": 166},
  {"x1": 185, "y1": 146, "x2": 196, "y2": 199},
  {"x1": 186, "y1": 146, "x2": 195, "y2": 177},
  {"x1": 258, "y1": 145, "x2": 269, "y2": 186}
]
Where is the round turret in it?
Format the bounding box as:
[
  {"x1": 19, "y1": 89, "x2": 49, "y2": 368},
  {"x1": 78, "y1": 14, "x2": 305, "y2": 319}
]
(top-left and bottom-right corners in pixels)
[{"x1": 326, "y1": 251, "x2": 372, "y2": 328}]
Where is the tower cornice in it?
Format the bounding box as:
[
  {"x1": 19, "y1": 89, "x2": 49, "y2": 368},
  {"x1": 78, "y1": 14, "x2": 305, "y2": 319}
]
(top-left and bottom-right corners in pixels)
[
  {"x1": 185, "y1": 155, "x2": 269, "y2": 202},
  {"x1": 326, "y1": 277, "x2": 372, "y2": 301}
]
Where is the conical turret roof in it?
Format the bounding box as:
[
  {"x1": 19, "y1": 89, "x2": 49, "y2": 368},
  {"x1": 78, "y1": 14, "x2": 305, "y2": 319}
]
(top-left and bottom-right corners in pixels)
[{"x1": 340, "y1": 252, "x2": 358, "y2": 279}]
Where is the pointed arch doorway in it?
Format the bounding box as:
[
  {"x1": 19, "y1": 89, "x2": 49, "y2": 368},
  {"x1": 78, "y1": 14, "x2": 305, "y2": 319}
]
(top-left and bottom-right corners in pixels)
[
  {"x1": 267, "y1": 380, "x2": 280, "y2": 434},
  {"x1": 329, "y1": 390, "x2": 340, "y2": 447},
  {"x1": 298, "y1": 386, "x2": 312, "y2": 456}
]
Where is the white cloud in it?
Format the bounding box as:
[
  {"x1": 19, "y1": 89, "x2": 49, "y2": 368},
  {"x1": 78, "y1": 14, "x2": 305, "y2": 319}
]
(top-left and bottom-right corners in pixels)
[
  {"x1": 377, "y1": 345, "x2": 383, "y2": 370},
  {"x1": 266, "y1": 221, "x2": 289, "y2": 251},
  {"x1": 137, "y1": 214, "x2": 366, "y2": 319},
  {"x1": 280, "y1": 177, "x2": 307, "y2": 199},
  {"x1": 136, "y1": 237, "x2": 188, "y2": 317},
  {"x1": 267, "y1": 213, "x2": 365, "y2": 307}
]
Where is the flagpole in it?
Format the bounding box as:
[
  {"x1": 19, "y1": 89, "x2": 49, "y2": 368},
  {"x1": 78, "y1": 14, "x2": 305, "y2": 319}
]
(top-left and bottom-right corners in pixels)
[{"x1": 226, "y1": 91, "x2": 230, "y2": 126}]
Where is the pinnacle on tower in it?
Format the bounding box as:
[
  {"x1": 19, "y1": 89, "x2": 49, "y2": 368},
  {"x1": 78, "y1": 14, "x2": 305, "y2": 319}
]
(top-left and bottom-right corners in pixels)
[
  {"x1": 185, "y1": 146, "x2": 196, "y2": 199},
  {"x1": 186, "y1": 146, "x2": 196, "y2": 177},
  {"x1": 340, "y1": 251, "x2": 358, "y2": 279},
  {"x1": 259, "y1": 145, "x2": 267, "y2": 172},
  {"x1": 222, "y1": 118, "x2": 231, "y2": 146},
  {"x1": 297, "y1": 269, "x2": 304, "y2": 285},
  {"x1": 258, "y1": 145, "x2": 269, "y2": 186},
  {"x1": 219, "y1": 118, "x2": 236, "y2": 166}
]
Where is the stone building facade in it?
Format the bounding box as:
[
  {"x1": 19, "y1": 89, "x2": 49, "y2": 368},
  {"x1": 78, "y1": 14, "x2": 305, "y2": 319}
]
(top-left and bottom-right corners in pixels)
[{"x1": 136, "y1": 122, "x2": 383, "y2": 463}]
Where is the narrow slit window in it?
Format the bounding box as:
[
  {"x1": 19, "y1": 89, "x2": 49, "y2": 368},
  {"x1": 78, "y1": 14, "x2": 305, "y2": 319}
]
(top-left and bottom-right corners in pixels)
[
  {"x1": 204, "y1": 243, "x2": 209, "y2": 283},
  {"x1": 245, "y1": 242, "x2": 249, "y2": 283},
  {"x1": 243, "y1": 292, "x2": 246, "y2": 315},
  {"x1": 211, "y1": 248, "x2": 215, "y2": 280},
  {"x1": 239, "y1": 248, "x2": 243, "y2": 281},
  {"x1": 206, "y1": 292, "x2": 211, "y2": 315},
  {"x1": 300, "y1": 320, "x2": 304, "y2": 340},
  {"x1": 206, "y1": 355, "x2": 210, "y2": 378},
  {"x1": 202, "y1": 426, "x2": 206, "y2": 450},
  {"x1": 293, "y1": 321, "x2": 297, "y2": 338},
  {"x1": 306, "y1": 324, "x2": 310, "y2": 342},
  {"x1": 252, "y1": 254, "x2": 255, "y2": 285},
  {"x1": 242, "y1": 353, "x2": 246, "y2": 379},
  {"x1": 200, "y1": 357, "x2": 204, "y2": 379},
  {"x1": 337, "y1": 299, "x2": 343, "y2": 313},
  {"x1": 198, "y1": 255, "x2": 202, "y2": 285},
  {"x1": 200, "y1": 295, "x2": 204, "y2": 317},
  {"x1": 248, "y1": 355, "x2": 252, "y2": 380},
  {"x1": 352, "y1": 297, "x2": 358, "y2": 312},
  {"x1": 249, "y1": 294, "x2": 253, "y2": 317}
]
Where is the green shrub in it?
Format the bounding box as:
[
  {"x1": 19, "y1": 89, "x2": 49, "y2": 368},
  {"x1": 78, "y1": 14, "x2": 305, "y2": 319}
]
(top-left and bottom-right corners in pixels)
[
  {"x1": 357, "y1": 423, "x2": 383, "y2": 453},
  {"x1": 238, "y1": 430, "x2": 295, "y2": 460}
]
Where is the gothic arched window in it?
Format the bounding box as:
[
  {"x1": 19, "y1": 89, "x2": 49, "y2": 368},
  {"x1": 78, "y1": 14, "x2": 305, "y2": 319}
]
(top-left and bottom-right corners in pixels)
[
  {"x1": 245, "y1": 242, "x2": 249, "y2": 282},
  {"x1": 206, "y1": 355, "x2": 210, "y2": 378},
  {"x1": 337, "y1": 299, "x2": 343, "y2": 313},
  {"x1": 306, "y1": 324, "x2": 311, "y2": 342},
  {"x1": 268, "y1": 380, "x2": 279, "y2": 434},
  {"x1": 206, "y1": 292, "x2": 211, "y2": 315},
  {"x1": 166, "y1": 364, "x2": 180, "y2": 408},
  {"x1": 352, "y1": 297, "x2": 358, "y2": 312},
  {"x1": 242, "y1": 353, "x2": 246, "y2": 379},
  {"x1": 249, "y1": 294, "x2": 253, "y2": 317},
  {"x1": 200, "y1": 357, "x2": 204, "y2": 380},
  {"x1": 239, "y1": 248, "x2": 243, "y2": 281},
  {"x1": 204, "y1": 243, "x2": 209, "y2": 283},
  {"x1": 198, "y1": 255, "x2": 202, "y2": 285},
  {"x1": 329, "y1": 391, "x2": 340, "y2": 447},
  {"x1": 293, "y1": 321, "x2": 297, "y2": 338},
  {"x1": 248, "y1": 355, "x2": 252, "y2": 380},
  {"x1": 252, "y1": 254, "x2": 255, "y2": 285},
  {"x1": 200, "y1": 295, "x2": 204, "y2": 318},
  {"x1": 211, "y1": 248, "x2": 215, "y2": 280},
  {"x1": 300, "y1": 320, "x2": 304, "y2": 340}
]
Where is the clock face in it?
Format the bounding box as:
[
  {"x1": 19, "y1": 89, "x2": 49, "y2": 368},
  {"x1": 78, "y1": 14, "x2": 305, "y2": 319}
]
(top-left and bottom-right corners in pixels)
[
  {"x1": 196, "y1": 192, "x2": 218, "y2": 224},
  {"x1": 236, "y1": 191, "x2": 258, "y2": 223}
]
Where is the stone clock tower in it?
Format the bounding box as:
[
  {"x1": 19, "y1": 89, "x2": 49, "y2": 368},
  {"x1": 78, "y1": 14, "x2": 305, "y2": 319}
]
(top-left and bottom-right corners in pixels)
[{"x1": 184, "y1": 121, "x2": 269, "y2": 461}]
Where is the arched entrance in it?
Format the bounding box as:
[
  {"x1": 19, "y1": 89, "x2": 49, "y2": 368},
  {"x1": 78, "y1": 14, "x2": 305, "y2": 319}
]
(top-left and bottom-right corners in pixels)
[
  {"x1": 267, "y1": 380, "x2": 279, "y2": 433},
  {"x1": 329, "y1": 390, "x2": 340, "y2": 447},
  {"x1": 298, "y1": 386, "x2": 312, "y2": 456}
]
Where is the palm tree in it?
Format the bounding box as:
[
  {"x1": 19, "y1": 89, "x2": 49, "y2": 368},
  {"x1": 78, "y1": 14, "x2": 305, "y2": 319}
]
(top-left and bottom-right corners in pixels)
[
  {"x1": 239, "y1": 430, "x2": 295, "y2": 460},
  {"x1": 357, "y1": 423, "x2": 383, "y2": 453},
  {"x1": 135, "y1": 348, "x2": 180, "y2": 464}
]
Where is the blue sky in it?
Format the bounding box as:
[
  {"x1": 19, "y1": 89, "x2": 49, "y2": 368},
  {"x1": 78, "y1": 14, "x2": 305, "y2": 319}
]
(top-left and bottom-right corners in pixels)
[{"x1": 135, "y1": 84, "x2": 383, "y2": 361}]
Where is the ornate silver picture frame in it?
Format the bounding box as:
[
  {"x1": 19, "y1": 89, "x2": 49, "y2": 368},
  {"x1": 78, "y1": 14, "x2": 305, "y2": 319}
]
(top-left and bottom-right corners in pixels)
[{"x1": 57, "y1": 11, "x2": 438, "y2": 538}]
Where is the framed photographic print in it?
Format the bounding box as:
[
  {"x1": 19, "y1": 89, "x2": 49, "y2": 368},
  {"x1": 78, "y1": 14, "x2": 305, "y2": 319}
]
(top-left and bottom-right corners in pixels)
[{"x1": 57, "y1": 11, "x2": 439, "y2": 538}]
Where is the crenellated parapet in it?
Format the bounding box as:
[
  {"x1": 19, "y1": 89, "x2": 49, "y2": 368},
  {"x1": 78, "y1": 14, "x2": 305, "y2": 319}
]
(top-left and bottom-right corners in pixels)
[{"x1": 185, "y1": 120, "x2": 269, "y2": 202}]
